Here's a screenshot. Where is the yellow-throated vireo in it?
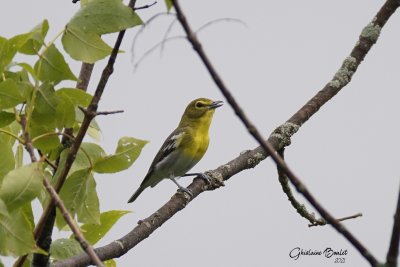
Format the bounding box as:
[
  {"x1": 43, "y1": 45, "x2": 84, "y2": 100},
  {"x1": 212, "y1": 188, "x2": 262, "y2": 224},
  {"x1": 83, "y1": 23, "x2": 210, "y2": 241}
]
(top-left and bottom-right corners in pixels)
[{"x1": 127, "y1": 98, "x2": 223, "y2": 203}]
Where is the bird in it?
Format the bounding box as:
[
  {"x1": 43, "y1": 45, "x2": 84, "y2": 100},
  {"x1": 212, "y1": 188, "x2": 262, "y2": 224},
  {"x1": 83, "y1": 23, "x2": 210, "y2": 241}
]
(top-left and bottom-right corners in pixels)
[{"x1": 127, "y1": 98, "x2": 223, "y2": 203}]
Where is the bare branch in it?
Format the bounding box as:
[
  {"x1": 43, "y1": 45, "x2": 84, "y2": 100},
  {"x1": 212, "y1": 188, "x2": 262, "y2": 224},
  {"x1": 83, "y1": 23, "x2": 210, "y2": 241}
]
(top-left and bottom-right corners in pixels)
[
  {"x1": 309, "y1": 213, "x2": 363, "y2": 228},
  {"x1": 277, "y1": 149, "x2": 362, "y2": 227},
  {"x1": 131, "y1": 12, "x2": 175, "y2": 64},
  {"x1": 78, "y1": 106, "x2": 124, "y2": 116},
  {"x1": 96, "y1": 110, "x2": 124, "y2": 116},
  {"x1": 133, "y1": 35, "x2": 185, "y2": 71},
  {"x1": 160, "y1": 19, "x2": 178, "y2": 55},
  {"x1": 386, "y1": 182, "x2": 400, "y2": 267},
  {"x1": 196, "y1": 18, "x2": 246, "y2": 34},
  {"x1": 76, "y1": 63, "x2": 94, "y2": 91},
  {"x1": 134, "y1": 1, "x2": 157, "y2": 10}
]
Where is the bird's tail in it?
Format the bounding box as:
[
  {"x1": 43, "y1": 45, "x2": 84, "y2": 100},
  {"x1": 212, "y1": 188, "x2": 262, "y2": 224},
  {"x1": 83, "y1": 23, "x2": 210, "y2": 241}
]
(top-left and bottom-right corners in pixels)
[{"x1": 127, "y1": 186, "x2": 146, "y2": 203}]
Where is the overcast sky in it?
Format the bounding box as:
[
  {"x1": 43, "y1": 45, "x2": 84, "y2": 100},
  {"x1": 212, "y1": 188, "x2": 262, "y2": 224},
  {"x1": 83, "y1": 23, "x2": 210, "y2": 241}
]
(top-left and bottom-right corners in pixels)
[{"x1": 1, "y1": 0, "x2": 400, "y2": 266}]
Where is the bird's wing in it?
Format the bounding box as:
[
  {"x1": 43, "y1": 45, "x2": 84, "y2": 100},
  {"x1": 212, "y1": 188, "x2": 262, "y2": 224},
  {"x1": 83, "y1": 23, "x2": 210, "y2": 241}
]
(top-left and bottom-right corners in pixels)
[
  {"x1": 152, "y1": 128, "x2": 187, "y2": 167},
  {"x1": 139, "y1": 127, "x2": 189, "y2": 187}
]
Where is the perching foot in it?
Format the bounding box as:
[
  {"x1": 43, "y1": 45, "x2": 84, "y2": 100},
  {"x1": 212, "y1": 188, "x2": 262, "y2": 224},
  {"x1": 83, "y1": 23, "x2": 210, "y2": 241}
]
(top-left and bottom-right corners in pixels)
[{"x1": 183, "y1": 172, "x2": 212, "y2": 184}]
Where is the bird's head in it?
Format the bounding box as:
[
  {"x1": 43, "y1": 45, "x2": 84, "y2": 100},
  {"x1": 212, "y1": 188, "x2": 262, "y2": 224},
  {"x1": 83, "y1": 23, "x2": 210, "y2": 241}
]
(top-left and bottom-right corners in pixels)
[
  {"x1": 179, "y1": 98, "x2": 223, "y2": 128},
  {"x1": 184, "y1": 98, "x2": 223, "y2": 119}
]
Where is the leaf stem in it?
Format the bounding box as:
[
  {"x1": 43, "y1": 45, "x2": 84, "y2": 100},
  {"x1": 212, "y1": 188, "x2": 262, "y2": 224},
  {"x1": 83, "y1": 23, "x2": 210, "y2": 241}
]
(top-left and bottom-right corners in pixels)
[{"x1": 0, "y1": 128, "x2": 24, "y2": 143}]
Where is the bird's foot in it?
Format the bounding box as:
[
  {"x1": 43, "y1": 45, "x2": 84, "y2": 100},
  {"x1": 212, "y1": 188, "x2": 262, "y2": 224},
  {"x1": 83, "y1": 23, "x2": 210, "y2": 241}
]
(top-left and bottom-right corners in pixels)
[
  {"x1": 177, "y1": 186, "x2": 193, "y2": 197},
  {"x1": 184, "y1": 172, "x2": 212, "y2": 185}
]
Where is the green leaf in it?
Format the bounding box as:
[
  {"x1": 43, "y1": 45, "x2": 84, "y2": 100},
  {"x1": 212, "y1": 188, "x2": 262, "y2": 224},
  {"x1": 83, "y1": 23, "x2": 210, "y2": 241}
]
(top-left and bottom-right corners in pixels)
[
  {"x1": 56, "y1": 88, "x2": 93, "y2": 107},
  {"x1": 35, "y1": 86, "x2": 57, "y2": 112},
  {"x1": 94, "y1": 137, "x2": 148, "y2": 173},
  {"x1": 0, "y1": 199, "x2": 9, "y2": 218},
  {"x1": 0, "y1": 79, "x2": 25, "y2": 109},
  {"x1": 19, "y1": 20, "x2": 49, "y2": 55},
  {"x1": 30, "y1": 125, "x2": 60, "y2": 152},
  {"x1": 75, "y1": 109, "x2": 102, "y2": 140},
  {"x1": 62, "y1": 26, "x2": 113, "y2": 64},
  {"x1": 17, "y1": 81, "x2": 34, "y2": 101},
  {"x1": 104, "y1": 259, "x2": 116, "y2": 267},
  {"x1": 59, "y1": 143, "x2": 105, "y2": 175},
  {"x1": 76, "y1": 174, "x2": 100, "y2": 225},
  {"x1": 34, "y1": 44, "x2": 77, "y2": 84},
  {"x1": 68, "y1": 0, "x2": 142, "y2": 35},
  {"x1": 62, "y1": 0, "x2": 142, "y2": 63},
  {"x1": 15, "y1": 144, "x2": 24, "y2": 168},
  {"x1": 80, "y1": 0, "x2": 92, "y2": 7},
  {"x1": 0, "y1": 208, "x2": 36, "y2": 256},
  {"x1": 0, "y1": 33, "x2": 32, "y2": 73},
  {"x1": 50, "y1": 238, "x2": 83, "y2": 261},
  {"x1": 34, "y1": 82, "x2": 59, "y2": 116},
  {"x1": 57, "y1": 169, "x2": 100, "y2": 229},
  {"x1": 0, "y1": 121, "x2": 20, "y2": 146},
  {"x1": 21, "y1": 202, "x2": 35, "y2": 230},
  {"x1": 165, "y1": 0, "x2": 173, "y2": 11},
  {"x1": 31, "y1": 83, "x2": 76, "y2": 129},
  {"x1": 0, "y1": 162, "x2": 44, "y2": 210},
  {"x1": 0, "y1": 111, "x2": 15, "y2": 127},
  {"x1": 79, "y1": 210, "x2": 130, "y2": 245},
  {"x1": 4, "y1": 68, "x2": 30, "y2": 85},
  {"x1": 0, "y1": 138, "x2": 15, "y2": 181},
  {"x1": 56, "y1": 95, "x2": 75, "y2": 128},
  {"x1": 87, "y1": 119, "x2": 101, "y2": 141},
  {"x1": 18, "y1": 62, "x2": 37, "y2": 82}
]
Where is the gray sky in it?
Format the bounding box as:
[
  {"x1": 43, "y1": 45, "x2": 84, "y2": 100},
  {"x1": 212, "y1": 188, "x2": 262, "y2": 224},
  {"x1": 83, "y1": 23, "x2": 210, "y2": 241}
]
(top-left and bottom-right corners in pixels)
[{"x1": 1, "y1": 0, "x2": 400, "y2": 266}]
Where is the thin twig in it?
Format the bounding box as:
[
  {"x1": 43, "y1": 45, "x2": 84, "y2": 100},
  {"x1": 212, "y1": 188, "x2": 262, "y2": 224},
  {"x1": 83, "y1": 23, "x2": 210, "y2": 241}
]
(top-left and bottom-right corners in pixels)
[
  {"x1": 160, "y1": 19, "x2": 178, "y2": 56},
  {"x1": 196, "y1": 18, "x2": 246, "y2": 34},
  {"x1": 386, "y1": 182, "x2": 400, "y2": 267},
  {"x1": 134, "y1": 36, "x2": 185, "y2": 71},
  {"x1": 134, "y1": 1, "x2": 157, "y2": 10},
  {"x1": 38, "y1": 150, "x2": 58, "y2": 170},
  {"x1": 277, "y1": 149, "x2": 362, "y2": 227},
  {"x1": 42, "y1": 174, "x2": 104, "y2": 267},
  {"x1": 96, "y1": 110, "x2": 124, "y2": 116},
  {"x1": 78, "y1": 106, "x2": 124, "y2": 116},
  {"x1": 131, "y1": 12, "x2": 175, "y2": 64},
  {"x1": 172, "y1": 0, "x2": 387, "y2": 265},
  {"x1": 19, "y1": 115, "x2": 37, "y2": 162},
  {"x1": 30, "y1": 131, "x2": 75, "y2": 144},
  {"x1": 309, "y1": 213, "x2": 363, "y2": 228}
]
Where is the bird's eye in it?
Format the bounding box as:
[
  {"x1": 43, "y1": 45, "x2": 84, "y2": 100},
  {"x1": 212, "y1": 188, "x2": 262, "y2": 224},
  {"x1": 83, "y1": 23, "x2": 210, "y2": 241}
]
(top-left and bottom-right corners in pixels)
[{"x1": 195, "y1": 101, "x2": 205, "y2": 108}]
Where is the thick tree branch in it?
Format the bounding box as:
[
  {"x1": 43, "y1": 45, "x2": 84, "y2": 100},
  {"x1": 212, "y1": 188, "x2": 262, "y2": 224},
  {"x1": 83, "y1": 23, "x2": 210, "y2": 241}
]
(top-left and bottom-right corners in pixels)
[
  {"x1": 386, "y1": 183, "x2": 400, "y2": 267},
  {"x1": 55, "y1": 0, "x2": 399, "y2": 266}
]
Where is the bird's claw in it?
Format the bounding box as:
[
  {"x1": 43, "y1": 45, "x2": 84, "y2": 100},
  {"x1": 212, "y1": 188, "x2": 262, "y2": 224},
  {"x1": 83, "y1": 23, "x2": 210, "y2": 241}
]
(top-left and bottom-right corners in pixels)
[
  {"x1": 177, "y1": 187, "x2": 193, "y2": 197},
  {"x1": 196, "y1": 173, "x2": 212, "y2": 185}
]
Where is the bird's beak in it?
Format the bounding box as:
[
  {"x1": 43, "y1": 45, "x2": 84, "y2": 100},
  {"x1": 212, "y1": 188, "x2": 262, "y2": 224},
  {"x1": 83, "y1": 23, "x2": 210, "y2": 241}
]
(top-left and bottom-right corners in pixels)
[{"x1": 208, "y1": 100, "x2": 223, "y2": 109}]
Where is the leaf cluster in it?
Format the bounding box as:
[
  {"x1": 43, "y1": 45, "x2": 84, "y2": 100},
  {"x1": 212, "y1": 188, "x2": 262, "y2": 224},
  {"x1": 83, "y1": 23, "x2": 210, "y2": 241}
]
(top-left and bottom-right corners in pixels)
[{"x1": 0, "y1": 0, "x2": 144, "y2": 265}]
